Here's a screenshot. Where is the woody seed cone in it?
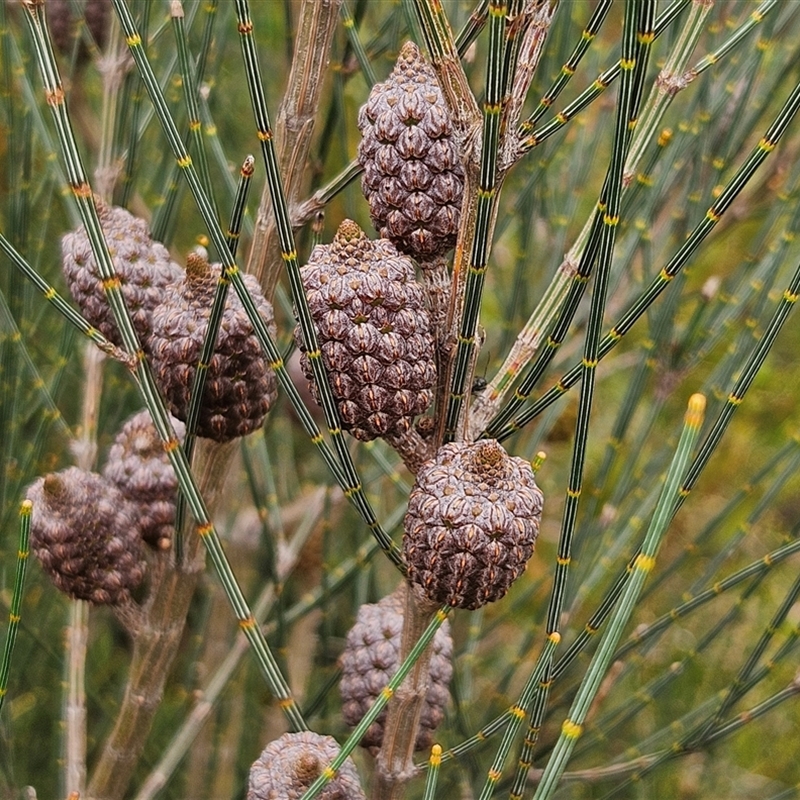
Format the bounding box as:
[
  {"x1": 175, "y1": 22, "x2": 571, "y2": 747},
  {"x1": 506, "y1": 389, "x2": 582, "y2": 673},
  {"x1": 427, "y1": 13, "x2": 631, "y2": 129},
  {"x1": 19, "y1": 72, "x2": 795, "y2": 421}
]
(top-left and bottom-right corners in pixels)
[
  {"x1": 103, "y1": 410, "x2": 186, "y2": 550},
  {"x1": 340, "y1": 588, "x2": 452, "y2": 752},
  {"x1": 247, "y1": 731, "x2": 365, "y2": 800},
  {"x1": 25, "y1": 467, "x2": 145, "y2": 605},
  {"x1": 61, "y1": 203, "x2": 182, "y2": 348},
  {"x1": 296, "y1": 219, "x2": 436, "y2": 441},
  {"x1": 149, "y1": 253, "x2": 278, "y2": 442},
  {"x1": 357, "y1": 41, "x2": 464, "y2": 261},
  {"x1": 403, "y1": 440, "x2": 543, "y2": 610}
]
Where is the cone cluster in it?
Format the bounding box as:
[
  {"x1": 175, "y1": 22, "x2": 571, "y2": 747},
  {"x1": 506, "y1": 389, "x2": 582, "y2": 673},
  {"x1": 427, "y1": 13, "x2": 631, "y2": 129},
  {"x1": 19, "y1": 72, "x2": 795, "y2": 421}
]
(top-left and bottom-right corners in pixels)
[
  {"x1": 296, "y1": 219, "x2": 436, "y2": 441},
  {"x1": 403, "y1": 440, "x2": 544, "y2": 610},
  {"x1": 62, "y1": 207, "x2": 279, "y2": 443},
  {"x1": 357, "y1": 41, "x2": 464, "y2": 261},
  {"x1": 247, "y1": 731, "x2": 365, "y2": 800}
]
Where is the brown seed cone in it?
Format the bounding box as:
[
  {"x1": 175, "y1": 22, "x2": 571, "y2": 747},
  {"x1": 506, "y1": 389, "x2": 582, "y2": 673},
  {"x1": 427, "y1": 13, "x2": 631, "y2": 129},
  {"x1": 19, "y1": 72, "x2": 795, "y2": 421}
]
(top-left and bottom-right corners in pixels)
[
  {"x1": 103, "y1": 410, "x2": 186, "y2": 550},
  {"x1": 247, "y1": 731, "x2": 366, "y2": 800},
  {"x1": 403, "y1": 440, "x2": 543, "y2": 610},
  {"x1": 25, "y1": 467, "x2": 145, "y2": 605},
  {"x1": 340, "y1": 589, "x2": 452, "y2": 753},
  {"x1": 296, "y1": 219, "x2": 436, "y2": 441},
  {"x1": 61, "y1": 203, "x2": 182, "y2": 349},
  {"x1": 148, "y1": 253, "x2": 278, "y2": 443},
  {"x1": 357, "y1": 41, "x2": 464, "y2": 261}
]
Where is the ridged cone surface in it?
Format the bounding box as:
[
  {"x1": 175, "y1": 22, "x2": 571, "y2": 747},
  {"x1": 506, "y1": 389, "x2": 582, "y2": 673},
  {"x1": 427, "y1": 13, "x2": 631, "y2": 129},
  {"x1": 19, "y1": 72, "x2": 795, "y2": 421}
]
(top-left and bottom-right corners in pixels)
[
  {"x1": 340, "y1": 588, "x2": 452, "y2": 752},
  {"x1": 296, "y1": 219, "x2": 436, "y2": 441},
  {"x1": 357, "y1": 41, "x2": 464, "y2": 260},
  {"x1": 403, "y1": 440, "x2": 543, "y2": 610},
  {"x1": 25, "y1": 467, "x2": 145, "y2": 605},
  {"x1": 149, "y1": 254, "x2": 278, "y2": 442},
  {"x1": 61, "y1": 204, "x2": 182, "y2": 348},
  {"x1": 103, "y1": 410, "x2": 185, "y2": 549},
  {"x1": 247, "y1": 731, "x2": 365, "y2": 800}
]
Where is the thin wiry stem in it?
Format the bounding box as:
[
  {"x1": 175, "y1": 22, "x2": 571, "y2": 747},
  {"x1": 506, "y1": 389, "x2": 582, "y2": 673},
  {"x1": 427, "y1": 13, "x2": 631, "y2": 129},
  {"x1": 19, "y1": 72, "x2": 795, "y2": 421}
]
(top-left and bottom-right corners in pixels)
[
  {"x1": 0, "y1": 501, "x2": 31, "y2": 716},
  {"x1": 173, "y1": 155, "x2": 255, "y2": 561},
  {"x1": 244, "y1": 0, "x2": 343, "y2": 299},
  {"x1": 490, "y1": 75, "x2": 800, "y2": 439}
]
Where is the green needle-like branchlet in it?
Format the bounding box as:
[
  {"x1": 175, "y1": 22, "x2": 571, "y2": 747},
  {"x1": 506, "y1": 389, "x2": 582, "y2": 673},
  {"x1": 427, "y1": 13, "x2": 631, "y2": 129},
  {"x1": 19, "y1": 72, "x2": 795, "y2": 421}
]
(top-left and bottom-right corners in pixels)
[
  {"x1": 523, "y1": 0, "x2": 613, "y2": 129},
  {"x1": 171, "y1": 0, "x2": 217, "y2": 225},
  {"x1": 519, "y1": 0, "x2": 689, "y2": 152},
  {"x1": 173, "y1": 154, "x2": 256, "y2": 560},
  {"x1": 21, "y1": 0, "x2": 306, "y2": 731},
  {"x1": 533, "y1": 393, "x2": 706, "y2": 800},
  {"x1": 0, "y1": 233, "x2": 133, "y2": 368},
  {"x1": 441, "y1": 0, "x2": 508, "y2": 444},
  {"x1": 298, "y1": 607, "x2": 451, "y2": 800},
  {"x1": 0, "y1": 500, "x2": 31, "y2": 715},
  {"x1": 233, "y1": 0, "x2": 403, "y2": 569},
  {"x1": 492, "y1": 74, "x2": 800, "y2": 441}
]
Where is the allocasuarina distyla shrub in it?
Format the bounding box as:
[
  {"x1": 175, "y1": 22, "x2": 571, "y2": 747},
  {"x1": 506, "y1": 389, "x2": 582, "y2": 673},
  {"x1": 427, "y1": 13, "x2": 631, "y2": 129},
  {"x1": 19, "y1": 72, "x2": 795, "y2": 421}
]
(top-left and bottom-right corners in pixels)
[{"x1": 2, "y1": 2, "x2": 800, "y2": 799}]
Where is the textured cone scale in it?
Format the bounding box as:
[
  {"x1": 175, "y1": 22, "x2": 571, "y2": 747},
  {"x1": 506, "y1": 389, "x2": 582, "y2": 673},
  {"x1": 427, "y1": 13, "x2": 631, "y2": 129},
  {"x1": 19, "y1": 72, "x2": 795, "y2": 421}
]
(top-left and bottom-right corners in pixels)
[
  {"x1": 103, "y1": 410, "x2": 186, "y2": 550},
  {"x1": 247, "y1": 731, "x2": 366, "y2": 800},
  {"x1": 403, "y1": 440, "x2": 543, "y2": 610},
  {"x1": 357, "y1": 41, "x2": 464, "y2": 261},
  {"x1": 149, "y1": 253, "x2": 278, "y2": 442},
  {"x1": 340, "y1": 589, "x2": 452, "y2": 752},
  {"x1": 296, "y1": 219, "x2": 436, "y2": 441},
  {"x1": 25, "y1": 467, "x2": 145, "y2": 605},
  {"x1": 61, "y1": 203, "x2": 182, "y2": 348}
]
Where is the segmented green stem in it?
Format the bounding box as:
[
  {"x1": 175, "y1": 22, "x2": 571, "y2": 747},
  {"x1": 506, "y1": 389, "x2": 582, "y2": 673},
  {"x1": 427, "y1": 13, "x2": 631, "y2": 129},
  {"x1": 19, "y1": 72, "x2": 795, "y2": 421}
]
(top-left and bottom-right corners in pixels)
[
  {"x1": 194, "y1": 0, "x2": 218, "y2": 87},
  {"x1": 619, "y1": 535, "x2": 800, "y2": 662},
  {"x1": 533, "y1": 393, "x2": 706, "y2": 800},
  {"x1": 474, "y1": 634, "x2": 560, "y2": 799},
  {"x1": 455, "y1": 0, "x2": 489, "y2": 54},
  {"x1": 544, "y1": 0, "x2": 652, "y2": 640},
  {"x1": 171, "y1": 0, "x2": 217, "y2": 223},
  {"x1": 23, "y1": 0, "x2": 306, "y2": 730},
  {"x1": 0, "y1": 234, "x2": 133, "y2": 367},
  {"x1": 493, "y1": 75, "x2": 800, "y2": 439},
  {"x1": 0, "y1": 286, "x2": 74, "y2": 440},
  {"x1": 523, "y1": 0, "x2": 612, "y2": 129},
  {"x1": 442, "y1": 0, "x2": 508, "y2": 443},
  {"x1": 603, "y1": 627, "x2": 800, "y2": 796},
  {"x1": 422, "y1": 745, "x2": 442, "y2": 800},
  {"x1": 174, "y1": 154, "x2": 256, "y2": 560},
  {"x1": 518, "y1": 0, "x2": 688, "y2": 153},
  {"x1": 233, "y1": 0, "x2": 402, "y2": 567},
  {"x1": 340, "y1": 1, "x2": 376, "y2": 87},
  {"x1": 298, "y1": 607, "x2": 451, "y2": 800},
  {"x1": 677, "y1": 259, "x2": 800, "y2": 506},
  {"x1": 115, "y1": 0, "x2": 150, "y2": 208},
  {"x1": 0, "y1": 500, "x2": 31, "y2": 715}
]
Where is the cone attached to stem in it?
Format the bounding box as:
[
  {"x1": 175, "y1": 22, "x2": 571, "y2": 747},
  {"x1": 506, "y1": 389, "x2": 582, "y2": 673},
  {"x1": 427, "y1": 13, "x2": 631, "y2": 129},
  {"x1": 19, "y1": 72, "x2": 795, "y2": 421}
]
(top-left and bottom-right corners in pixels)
[
  {"x1": 403, "y1": 440, "x2": 543, "y2": 610},
  {"x1": 26, "y1": 467, "x2": 145, "y2": 605},
  {"x1": 340, "y1": 586, "x2": 453, "y2": 753},
  {"x1": 296, "y1": 219, "x2": 436, "y2": 441},
  {"x1": 357, "y1": 41, "x2": 464, "y2": 261},
  {"x1": 149, "y1": 252, "x2": 278, "y2": 442}
]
